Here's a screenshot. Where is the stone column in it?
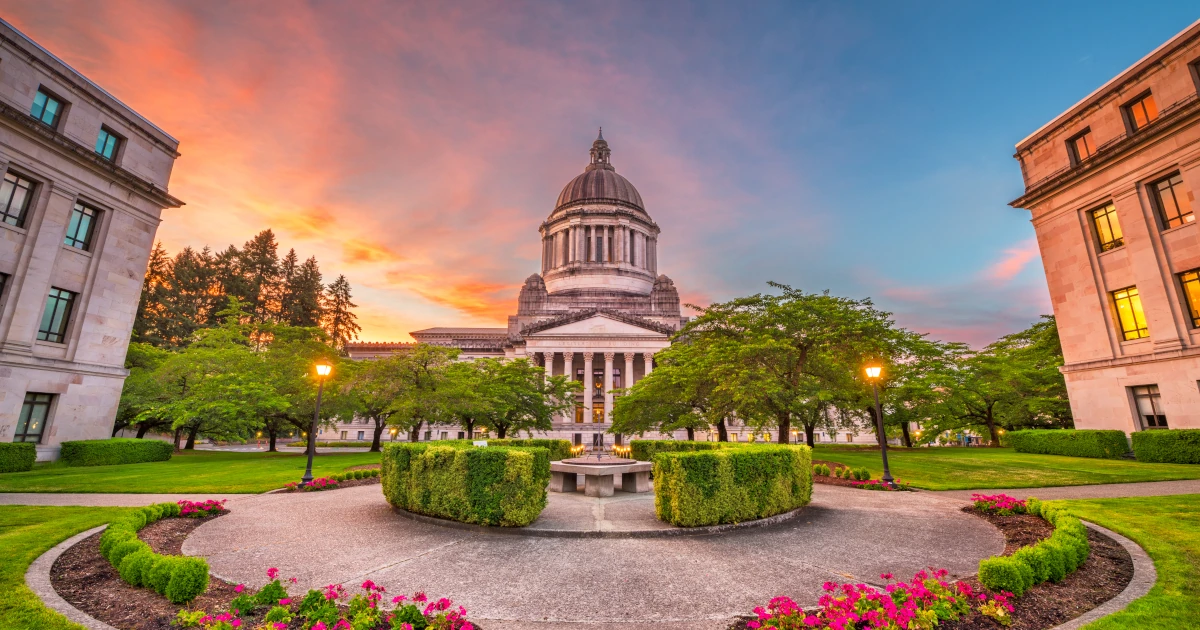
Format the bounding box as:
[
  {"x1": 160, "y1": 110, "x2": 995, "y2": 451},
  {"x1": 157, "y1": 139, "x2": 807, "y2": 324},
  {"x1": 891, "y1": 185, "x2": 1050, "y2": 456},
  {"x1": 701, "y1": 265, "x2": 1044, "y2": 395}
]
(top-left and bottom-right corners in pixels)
[
  {"x1": 542, "y1": 351, "x2": 554, "y2": 383},
  {"x1": 603, "y1": 352, "x2": 615, "y2": 423},
  {"x1": 563, "y1": 351, "x2": 575, "y2": 423},
  {"x1": 643, "y1": 352, "x2": 654, "y2": 377},
  {"x1": 1, "y1": 184, "x2": 76, "y2": 353},
  {"x1": 582, "y1": 352, "x2": 594, "y2": 423},
  {"x1": 624, "y1": 352, "x2": 634, "y2": 388}
]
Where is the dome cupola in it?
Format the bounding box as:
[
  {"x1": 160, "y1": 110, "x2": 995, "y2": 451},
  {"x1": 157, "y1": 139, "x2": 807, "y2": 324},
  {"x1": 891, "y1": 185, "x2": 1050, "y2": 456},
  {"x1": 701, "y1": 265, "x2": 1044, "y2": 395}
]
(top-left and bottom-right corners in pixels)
[{"x1": 554, "y1": 129, "x2": 646, "y2": 212}]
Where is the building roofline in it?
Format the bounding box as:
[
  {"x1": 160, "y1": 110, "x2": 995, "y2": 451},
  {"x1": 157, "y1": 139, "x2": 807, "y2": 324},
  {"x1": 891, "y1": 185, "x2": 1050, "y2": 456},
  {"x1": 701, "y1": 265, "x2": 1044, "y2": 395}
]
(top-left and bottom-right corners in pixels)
[{"x1": 1015, "y1": 17, "x2": 1200, "y2": 151}]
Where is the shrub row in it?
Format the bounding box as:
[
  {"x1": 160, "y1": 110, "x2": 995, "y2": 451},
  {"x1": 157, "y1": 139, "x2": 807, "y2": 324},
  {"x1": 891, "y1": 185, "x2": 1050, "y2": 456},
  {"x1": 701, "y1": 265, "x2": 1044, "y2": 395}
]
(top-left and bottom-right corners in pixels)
[
  {"x1": 381, "y1": 443, "x2": 550, "y2": 526},
  {"x1": 0, "y1": 442, "x2": 36, "y2": 473},
  {"x1": 1006, "y1": 430, "x2": 1129, "y2": 459},
  {"x1": 654, "y1": 444, "x2": 812, "y2": 527},
  {"x1": 1132, "y1": 429, "x2": 1200, "y2": 464},
  {"x1": 332, "y1": 468, "x2": 380, "y2": 481},
  {"x1": 631, "y1": 439, "x2": 723, "y2": 463},
  {"x1": 60, "y1": 438, "x2": 174, "y2": 467},
  {"x1": 99, "y1": 502, "x2": 209, "y2": 604},
  {"x1": 472, "y1": 438, "x2": 572, "y2": 461},
  {"x1": 977, "y1": 497, "x2": 1090, "y2": 596}
]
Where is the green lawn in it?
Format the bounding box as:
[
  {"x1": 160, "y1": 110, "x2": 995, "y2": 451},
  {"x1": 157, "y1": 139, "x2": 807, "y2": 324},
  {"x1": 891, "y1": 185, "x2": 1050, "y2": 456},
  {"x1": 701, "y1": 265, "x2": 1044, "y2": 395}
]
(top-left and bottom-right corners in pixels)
[
  {"x1": 0, "y1": 506, "x2": 132, "y2": 629},
  {"x1": 1054, "y1": 495, "x2": 1200, "y2": 629},
  {"x1": 812, "y1": 446, "x2": 1200, "y2": 490},
  {"x1": 0, "y1": 450, "x2": 381, "y2": 494}
]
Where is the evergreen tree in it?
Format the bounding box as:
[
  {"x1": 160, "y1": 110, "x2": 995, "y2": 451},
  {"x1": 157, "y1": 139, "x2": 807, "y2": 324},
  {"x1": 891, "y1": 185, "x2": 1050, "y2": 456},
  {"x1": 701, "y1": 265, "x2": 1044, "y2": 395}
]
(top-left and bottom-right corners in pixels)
[
  {"x1": 167, "y1": 247, "x2": 217, "y2": 346},
  {"x1": 132, "y1": 242, "x2": 173, "y2": 346},
  {"x1": 284, "y1": 256, "x2": 324, "y2": 327},
  {"x1": 322, "y1": 275, "x2": 361, "y2": 351},
  {"x1": 237, "y1": 230, "x2": 280, "y2": 323},
  {"x1": 277, "y1": 248, "x2": 300, "y2": 322}
]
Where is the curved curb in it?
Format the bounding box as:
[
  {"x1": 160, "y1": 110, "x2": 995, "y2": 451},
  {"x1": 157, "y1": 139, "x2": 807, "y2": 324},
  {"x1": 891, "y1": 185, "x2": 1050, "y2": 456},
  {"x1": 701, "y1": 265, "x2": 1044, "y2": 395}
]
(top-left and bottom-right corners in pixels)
[
  {"x1": 25, "y1": 524, "x2": 118, "y2": 630},
  {"x1": 390, "y1": 504, "x2": 808, "y2": 538},
  {"x1": 1048, "y1": 520, "x2": 1157, "y2": 630}
]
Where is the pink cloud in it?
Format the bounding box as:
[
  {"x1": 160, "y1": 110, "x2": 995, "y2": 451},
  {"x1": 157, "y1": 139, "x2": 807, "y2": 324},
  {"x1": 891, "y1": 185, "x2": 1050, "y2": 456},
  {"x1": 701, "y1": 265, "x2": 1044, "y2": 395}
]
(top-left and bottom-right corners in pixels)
[{"x1": 982, "y1": 238, "x2": 1040, "y2": 284}]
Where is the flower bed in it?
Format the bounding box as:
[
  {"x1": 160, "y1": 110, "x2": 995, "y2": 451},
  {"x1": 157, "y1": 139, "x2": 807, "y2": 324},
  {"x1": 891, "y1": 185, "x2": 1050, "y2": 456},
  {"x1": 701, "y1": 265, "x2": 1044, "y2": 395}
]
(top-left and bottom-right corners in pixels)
[
  {"x1": 976, "y1": 497, "x2": 1090, "y2": 597},
  {"x1": 179, "y1": 499, "x2": 227, "y2": 518},
  {"x1": 972, "y1": 493, "x2": 1026, "y2": 516},
  {"x1": 850, "y1": 479, "x2": 913, "y2": 491},
  {"x1": 175, "y1": 568, "x2": 475, "y2": 630},
  {"x1": 99, "y1": 501, "x2": 212, "y2": 603}
]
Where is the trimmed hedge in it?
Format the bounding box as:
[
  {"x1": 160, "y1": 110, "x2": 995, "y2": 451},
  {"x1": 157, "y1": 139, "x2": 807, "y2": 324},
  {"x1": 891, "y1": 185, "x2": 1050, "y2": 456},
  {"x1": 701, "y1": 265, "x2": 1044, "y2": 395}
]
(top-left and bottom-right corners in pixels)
[
  {"x1": 1006, "y1": 430, "x2": 1129, "y2": 459},
  {"x1": 441, "y1": 438, "x2": 572, "y2": 461},
  {"x1": 631, "y1": 440, "x2": 724, "y2": 462},
  {"x1": 0, "y1": 442, "x2": 36, "y2": 473},
  {"x1": 1132, "y1": 429, "x2": 1200, "y2": 464},
  {"x1": 100, "y1": 502, "x2": 209, "y2": 603},
  {"x1": 60, "y1": 438, "x2": 173, "y2": 467},
  {"x1": 381, "y1": 442, "x2": 550, "y2": 526},
  {"x1": 977, "y1": 497, "x2": 1090, "y2": 596},
  {"x1": 653, "y1": 445, "x2": 812, "y2": 527}
]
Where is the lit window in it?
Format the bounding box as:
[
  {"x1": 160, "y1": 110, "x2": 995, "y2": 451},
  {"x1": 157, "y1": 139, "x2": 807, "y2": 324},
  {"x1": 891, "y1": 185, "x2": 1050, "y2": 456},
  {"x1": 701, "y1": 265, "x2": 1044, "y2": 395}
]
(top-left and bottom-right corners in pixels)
[
  {"x1": 1091, "y1": 203, "x2": 1124, "y2": 251},
  {"x1": 575, "y1": 405, "x2": 584, "y2": 423},
  {"x1": 1067, "y1": 129, "x2": 1095, "y2": 165},
  {"x1": 592, "y1": 403, "x2": 603, "y2": 423},
  {"x1": 38, "y1": 287, "x2": 76, "y2": 343},
  {"x1": 1125, "y1": 92, "x2": 1159, "y2": 133},
  {"x1": 1181, "y1": 269, "x2": 1200, "y2": 328},
  {"x1": 64, "y1": 203, "x2": 98, "y2": 250},
  {"x1": 1149, "y1": 172, "x2": 1193, "y2": 230},
  {"x1": 15, "y1": 393, "x2": 54, "y2": 443},
  {"x1": 95, "y1": 126, "x2": 121, "y2": 160},
  {"x1": 0, "y1": 172, "x2": 35, "y2": 228},
  {"x1": 1111, "y1": 286, "x2": 1149, "y2": 341},
  {"x1": 30, "y1": 89, "x2": 62, "y2": 128},
  {"x1": 1131, "y1": 385, "x2": 1167, "y2": 429}
]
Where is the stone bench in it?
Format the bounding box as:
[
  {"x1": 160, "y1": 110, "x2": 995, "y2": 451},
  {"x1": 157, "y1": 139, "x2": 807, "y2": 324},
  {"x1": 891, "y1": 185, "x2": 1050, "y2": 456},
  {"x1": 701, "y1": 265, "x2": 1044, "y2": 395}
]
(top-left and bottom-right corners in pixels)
[{"x1": 549, "y1": 460, "x2": 652, "y2": 497}]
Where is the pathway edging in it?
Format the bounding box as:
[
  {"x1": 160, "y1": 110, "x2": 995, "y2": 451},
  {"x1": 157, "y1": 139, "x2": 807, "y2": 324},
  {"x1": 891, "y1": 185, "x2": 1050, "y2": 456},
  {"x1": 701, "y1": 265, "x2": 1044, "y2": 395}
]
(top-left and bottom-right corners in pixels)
[
  {"x1": 1047, "y1": 520, "x2": 1156, "y2": 630},
  {"x1": 25, "y1": 524, "x2": 117, "y2": 630}
]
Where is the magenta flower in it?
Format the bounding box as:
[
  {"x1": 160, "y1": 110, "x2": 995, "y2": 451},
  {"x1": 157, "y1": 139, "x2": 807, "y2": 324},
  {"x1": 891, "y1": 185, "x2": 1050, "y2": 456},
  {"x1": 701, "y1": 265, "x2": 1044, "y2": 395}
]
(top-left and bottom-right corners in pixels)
[
  {"x1": 234, "y1": 584, "x2": 245, "y2": 593},
  {"x1": 267, "y1": 567, "x2": 279, "y2": 580}
]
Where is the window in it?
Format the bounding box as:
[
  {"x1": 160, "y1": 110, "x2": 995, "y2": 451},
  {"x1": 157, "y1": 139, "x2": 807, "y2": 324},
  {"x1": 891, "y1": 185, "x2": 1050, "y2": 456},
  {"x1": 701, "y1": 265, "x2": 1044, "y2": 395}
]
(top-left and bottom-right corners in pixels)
[
  {"x1": 1067, "y1": 129, "x2": 1095, "y2": 165},
  {"x1": 1148, "y1": 172, "x2": 1193, "y2": 230},
  {"x1": 95, "y1": 126, "x2": 121, "y2": 160},
  {"x1": 64, "y1": 203, "x2": 98, "y2": 250},
  {"x1": 30, "y1": 89, "x2": 62, "y2": 128},
  {"x1": 340, "y1": 431, "x2": 347, "y2": 440},
  {"x1": 575, "y1": 405, "x2": 584, "y2": 423},
  {"x1": 1124, "y1": 92, "x2": 1159, "y2": 133},
  {"x1": 1131, "y1": 385, "x2": 1168, "y2": 428},
  {"x1": 15, "y1": 393, "x2": 53, "y2": 443},
  {"x1": 37, "y1": 287, "x2": 76, "y2": 343},
  {"x1": 457, "y1": 431, "x2": 465, "y2": 440},
  {"x1": 1091, "y1": 203, "x2": 1124, "y2": 251},
  {"x1": 573, "y1": 433, "x2": 582, "y2": 446},
  {"x1": 1181, "y1": 269, "x2": 1200, "y2": 328},
  {"x1": 357, "y1": 431, "x2": 365, "y2": 440},
  {"x1": 0, "y1": 172, "x2": 35, "y2": 227},
  {"x1": 1111, "y1": 286, "x2": 1149, "y2": 341},
  {"x1": 592, "y1": 403, "x2": 603, "y2": 423},
  {"x1": 594, "y1": 234, "x2": 603, "y2": 262}
]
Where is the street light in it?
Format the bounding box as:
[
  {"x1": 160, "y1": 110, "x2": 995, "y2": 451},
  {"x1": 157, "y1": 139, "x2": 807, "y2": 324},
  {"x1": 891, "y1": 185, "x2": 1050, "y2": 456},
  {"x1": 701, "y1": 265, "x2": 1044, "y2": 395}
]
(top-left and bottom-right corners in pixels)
[
  {"x1": 301, "y1": 362, "x2": 333, "y2": 486},
  {"x1": 864, "y1": 361, "x2": 895, "y2": 488}
]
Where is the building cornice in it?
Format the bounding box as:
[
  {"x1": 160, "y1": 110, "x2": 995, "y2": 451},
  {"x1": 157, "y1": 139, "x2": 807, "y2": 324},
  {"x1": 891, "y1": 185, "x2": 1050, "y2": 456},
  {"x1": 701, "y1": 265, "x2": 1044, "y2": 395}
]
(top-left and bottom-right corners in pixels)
[
  {"x1": 1060, "y1": 343, "x2": 1200, "y2": 374},
  {"x1": 520, "y1": 308, "x2": 676, "y2": 336},
  {"x1": 0, "y1": 103, "x2": 184, "y2": 209}
]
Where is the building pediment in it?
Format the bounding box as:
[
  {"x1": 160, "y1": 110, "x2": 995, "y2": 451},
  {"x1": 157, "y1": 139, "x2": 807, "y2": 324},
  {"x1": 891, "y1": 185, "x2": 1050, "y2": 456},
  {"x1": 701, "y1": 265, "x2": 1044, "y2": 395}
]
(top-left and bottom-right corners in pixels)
[{"x1": 522, "y1": 309, "x2": 674, "y2": 337}]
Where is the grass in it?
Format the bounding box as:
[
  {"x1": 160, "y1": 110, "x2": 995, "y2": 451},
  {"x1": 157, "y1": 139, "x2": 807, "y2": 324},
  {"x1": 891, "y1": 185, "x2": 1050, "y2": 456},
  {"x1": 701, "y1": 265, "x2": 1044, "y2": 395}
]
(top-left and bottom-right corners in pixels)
[
  {"x1": 0, "y1": 450, "x2": 382, "y2": 494},
  {"x1": 1052, "y1": 495, "x2": 1200, "y2": 629},
  {"x1": 0, "y1": 506, "x2": 132, "y2": 629},
  {"x1": 812, "y1": 446, "x2": 1200, "y2": 490}
]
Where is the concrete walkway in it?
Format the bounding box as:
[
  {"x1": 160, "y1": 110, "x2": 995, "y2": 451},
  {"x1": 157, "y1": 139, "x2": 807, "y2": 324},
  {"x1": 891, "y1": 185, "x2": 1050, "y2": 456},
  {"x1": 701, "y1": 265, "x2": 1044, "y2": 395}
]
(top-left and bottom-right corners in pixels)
[
  {"x1": 0, "y1": 493, "x2": 259, "y2": 506},
  {"x1": 184, "y1": 484, "x2": 1001, "y2": 630},
  {"x1": 934, "y1": 478, "x2": 1200, "y2": 501}
]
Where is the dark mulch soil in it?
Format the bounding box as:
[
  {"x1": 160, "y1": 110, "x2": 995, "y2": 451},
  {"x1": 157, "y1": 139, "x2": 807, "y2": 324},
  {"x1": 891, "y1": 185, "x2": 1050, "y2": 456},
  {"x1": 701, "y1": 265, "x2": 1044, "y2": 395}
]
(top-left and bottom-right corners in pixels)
[
  {"x1": 278, "y1": 475, "x2": 381, "y2": 492},
  {"x1": 725, "y1": 509, "x2": 1133, "y2": 630}
]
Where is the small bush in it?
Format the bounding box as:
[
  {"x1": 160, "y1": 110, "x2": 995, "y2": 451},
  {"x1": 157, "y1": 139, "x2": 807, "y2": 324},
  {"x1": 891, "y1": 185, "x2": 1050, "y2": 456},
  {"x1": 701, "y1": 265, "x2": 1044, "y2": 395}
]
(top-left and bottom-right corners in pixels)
[
  {"x1": 100, "y1": 501, "x2": 212, "y2": 603},
  {"x1": 1040, "y1": 541, "x2": 1069, "y2": 582},
  {"x1": 1007, "y1": 429, "x2": 1129, "y2": 459},
  {"x1": 164, "y1": 557, "x2": 210, "y2": 604},
  {"x1": 1131, "y1": 429, "x2": 1200, "y2": 464},
  {"x1": 110, "y1": 539, "x2": 150, "y2": 567},
  {"x1": 118, "y1": 549, "x2": 156, "y2": 586},
  {"x1": 653, "y1": 445, "x2": 812, "y2": 527},
  {"x1": 146, "y1": 556, "x2": 177, "y2": 595},
  {"x1": 1013, "y1": 545, "x2": 1051, "y2": 583},
  {"x1": 59, "y1": 438, "x2": 173, "y2": 467},
  {"x1": 813, "y1": 464, "x2": 830, "y2": 476},
  {"x1": 0, "y1": 442, "x2": 36, "y2": 473},
  {"x1": 853, "y1": 467, "x2": 869, "y2": 481},
  {"x1": 979, "y1": 555, "x2": 1032, "y2": 596}
]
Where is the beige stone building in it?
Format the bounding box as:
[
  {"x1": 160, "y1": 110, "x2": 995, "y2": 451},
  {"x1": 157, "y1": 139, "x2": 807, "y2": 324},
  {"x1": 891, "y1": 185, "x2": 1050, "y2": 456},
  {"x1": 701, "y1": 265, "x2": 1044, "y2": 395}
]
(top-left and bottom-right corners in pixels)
[
  {"x1": 1012, "y1": 19, "x2": 1200, "y2": 432},
  {"x1": 0, "y1": 20, "x2": 182, "y2": 459}
]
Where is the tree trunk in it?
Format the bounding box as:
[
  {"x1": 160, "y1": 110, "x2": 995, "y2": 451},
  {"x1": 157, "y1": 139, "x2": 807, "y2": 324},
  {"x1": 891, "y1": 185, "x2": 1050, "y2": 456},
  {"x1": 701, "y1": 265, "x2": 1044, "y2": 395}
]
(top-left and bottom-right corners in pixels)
[
  {"x1": 267, "y1": 428, "x2": 278, "y2": 452},
  {"x1": 371, "y1": 420, "x2": 385, "y2": 452},
  {"x1": 136, "y1": 423, "x2": 152, "y2": 439},
  {"x1": 173, "y1": 427, "x2": 183, "y2": 451},
  {"x1": 716, "y1": 418, "x2": 729, "y2": 442},
  {"x1": 465, "y1": 418, "x2": 475, "y2": 438},
  {"x1": 686, "y1": 427, "x2": 695, "y2": 441},
  {"x1": 777, "y1": 412, "x2": 791, "y2": 444},
  {"x1": 804, "y1": 422, "x2": 816, "y2": 448},
  {"x1": 184, "y1": 426, "x2": 199, "y2": 450},
  {"x1": 900, "y1": 422, "x2": 912, "y2": 448},
  {"x1": 409, "y1": 420, "x2": 423, "y2": 443},
  {"x1": 985, "y1": 412, "x2": 1001, "y2": 447},
  {"x1": 497, "y1": 424, "x2": 508, "y2": 439}
]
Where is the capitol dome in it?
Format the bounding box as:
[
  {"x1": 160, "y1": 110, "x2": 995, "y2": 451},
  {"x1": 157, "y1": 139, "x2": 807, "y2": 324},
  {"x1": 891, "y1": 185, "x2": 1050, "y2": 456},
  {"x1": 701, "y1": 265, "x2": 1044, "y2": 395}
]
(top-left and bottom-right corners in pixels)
[{"x1": 553, "y1": 130, "x2": 645, "y2": 212}]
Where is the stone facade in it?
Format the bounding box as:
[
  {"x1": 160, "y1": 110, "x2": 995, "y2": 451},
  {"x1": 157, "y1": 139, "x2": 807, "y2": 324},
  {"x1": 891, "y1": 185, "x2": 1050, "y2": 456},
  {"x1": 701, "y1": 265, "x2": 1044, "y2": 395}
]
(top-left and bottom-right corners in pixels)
[
  {"x1": 0, "y1": 20, "x2": 182, "y2": 459},
  {"x1": 1011, "y1": 19, "x2": 1200, "y2": 432}
]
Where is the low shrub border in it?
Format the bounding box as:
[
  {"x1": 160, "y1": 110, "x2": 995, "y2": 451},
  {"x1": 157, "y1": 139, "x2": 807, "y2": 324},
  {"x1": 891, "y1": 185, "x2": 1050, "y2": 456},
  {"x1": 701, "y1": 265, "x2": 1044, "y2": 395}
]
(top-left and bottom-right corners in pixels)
[
  {"x1": 654, "y1": 444, "x2": 812, "y2": 527},
  {"x1": 0, "y1": 442, "x2": 36, "y2": 473},
  {"x1": 99, "y1": 500, "x2": 213, "y2": 604},
  {"x1": 444, "y1": 438, "x2": 572, "y2": 461},
  {"x1": 976, "y1": 495, "x2": 1091, "y2": 597},
  {"x1": 60, "y1": 438, "x2": 174, "y2": 467},
  {"x1": 381, "y1": 442, "x2": 550, "y2": 526},
  {"x1": 1131, "y1": 428, "x2": 1200, "y2": 464},
  {"x1": 1006, "y1": 429, "x2": 1129, "y2": 459}
]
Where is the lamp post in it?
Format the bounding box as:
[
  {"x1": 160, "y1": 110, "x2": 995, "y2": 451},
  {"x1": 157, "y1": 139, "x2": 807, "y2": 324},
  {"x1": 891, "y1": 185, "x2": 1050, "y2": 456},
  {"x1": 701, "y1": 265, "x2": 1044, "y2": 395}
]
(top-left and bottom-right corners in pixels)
[
  {"x1": 301, "y1": 362, "x2": 333, "y2": 486},
  {"x1": 864, "y1": 362, "x2": 895, "y2": 487}
]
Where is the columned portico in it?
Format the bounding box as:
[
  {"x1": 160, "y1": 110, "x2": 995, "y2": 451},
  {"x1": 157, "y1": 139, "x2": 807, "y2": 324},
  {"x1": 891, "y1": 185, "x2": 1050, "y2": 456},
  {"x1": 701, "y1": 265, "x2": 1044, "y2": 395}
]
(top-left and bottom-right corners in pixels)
[
  {"x1": 603, "y1": 352, "x2": 615, "y2": 423},
  {"x1": 644, "y1": 352, "x2": 654, "y2": 376},
  {"x1": 624, "y1": 353, "x2": 635, "y2": 388},
  {"x1": 582, "y1": 352, "x2": 594, "y2": 423}
]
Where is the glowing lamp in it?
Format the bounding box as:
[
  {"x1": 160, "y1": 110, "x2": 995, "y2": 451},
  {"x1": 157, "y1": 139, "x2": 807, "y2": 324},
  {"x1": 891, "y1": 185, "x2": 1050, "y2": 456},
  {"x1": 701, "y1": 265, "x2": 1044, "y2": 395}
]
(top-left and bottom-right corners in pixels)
[
  {"x1": 316, "y1": 363, "x2": 333, "y2": 377},
  {"x1": 864, "y1": 364, "x2": 882, "y2": 380}
]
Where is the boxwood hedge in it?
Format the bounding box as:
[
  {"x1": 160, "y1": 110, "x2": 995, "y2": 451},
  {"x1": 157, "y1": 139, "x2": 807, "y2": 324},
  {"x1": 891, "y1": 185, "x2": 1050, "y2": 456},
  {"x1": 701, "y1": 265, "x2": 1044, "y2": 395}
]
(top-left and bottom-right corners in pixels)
[
  {"x1": 978, "y1": 498, "x2": 1090, "y2": 596},
  {"x1": 1006, "y1": 429, "x2": 1129, "y2": 459},
  {"x1": 1132, "y1": 429, "x2": 1200, "y2": 464},
  {"x1": 0, "y1": 442, "x2": 36, "y2": 473},
  {"x1": 60, "y1": 438, "x2": 173, "y2": 467},
  {"x1": 99, "y1": 502, "x2": 209, "y2": 603},
  {"x1": 630, "y1": 439, "x2": 723, "y2": 463},
  {"x1": 381, "y1": 442, "x2": 550, "y2": 526},
  {"x1": 653, "y1": 444, "x2": 812, "y2": 527},
  {"x1": 461, "y1": 438, "x2": 572, "y2": 461}
]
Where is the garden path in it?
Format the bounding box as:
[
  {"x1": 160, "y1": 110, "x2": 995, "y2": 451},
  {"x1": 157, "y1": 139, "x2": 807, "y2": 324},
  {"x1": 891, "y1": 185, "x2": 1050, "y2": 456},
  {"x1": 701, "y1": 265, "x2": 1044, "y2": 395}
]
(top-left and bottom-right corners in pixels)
[
  {"x1": 0, "y1": 493, "x2": 258, "y2": 506},
  {"x1": 184, "y1": 484, "x2": 1001, "y2": 630},
  {"x1": 934, "y1": 478, "x2": 1200, "y2": 501}
]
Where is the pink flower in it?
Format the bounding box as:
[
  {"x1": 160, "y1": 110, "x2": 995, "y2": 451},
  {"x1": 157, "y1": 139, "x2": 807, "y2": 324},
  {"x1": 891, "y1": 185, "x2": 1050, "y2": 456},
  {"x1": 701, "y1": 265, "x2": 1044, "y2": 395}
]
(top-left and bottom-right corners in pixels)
[
  {"x1": 413, "y1": 591, "x2": 428, "y2": 603},
  {"x1": 267, "y1": 567, "x2": 279, "y2": 580},
  {"x1": 274, "y1": 624, "x2": 287, "y2": 630},
  {"x1": 279, "y1": 598, "x2": 291, "y2": 606},
  {"x1": 392, "y1": 595, "x2": 408, "y2": 604},
  {"x1": 234, "y1": 584, "x2": 245, "y2": 593},
  {"x1": 313, "y1": 624, "x2": 327, "y2": 630},
  {"x1": 289, "y1": 577, "x2": 298, "y2": 584}
]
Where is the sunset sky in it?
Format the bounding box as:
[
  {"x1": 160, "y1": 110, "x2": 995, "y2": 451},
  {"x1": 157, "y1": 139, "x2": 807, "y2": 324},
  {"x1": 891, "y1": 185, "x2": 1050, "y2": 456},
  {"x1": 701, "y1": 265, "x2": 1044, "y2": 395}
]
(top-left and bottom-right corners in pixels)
[{"x1": 4, "y1": 1, "x2": 1197, "y2": 346}]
